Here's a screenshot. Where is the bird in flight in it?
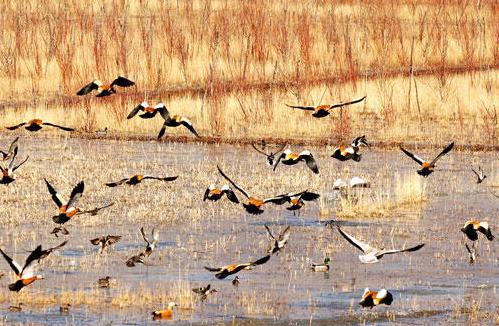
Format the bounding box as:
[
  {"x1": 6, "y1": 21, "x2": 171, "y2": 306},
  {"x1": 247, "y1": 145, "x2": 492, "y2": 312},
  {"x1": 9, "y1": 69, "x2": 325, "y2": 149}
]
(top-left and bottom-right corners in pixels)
[
  {"x1": 471, "y1": 166, "x2": 486, "y2": 184},
  {"x1": 0, "y1": 148, "x2": 29, "y2": 185},
  {"x1": 273, "y1": 149, "x2": 319, "y2": 174},
  {"x1": 400, "y1": 142, "x2": 454, "y2": 177},
  {"x1": 203, "y1": 184, "x2": 239, "y2": 204},
  {"x1": 0, "y1": 245, "x2": 44, "y2": 292},
  {"x1": 90, "y1": 235, "x2": 122, "y2": 254},
  {"x1": 286, "y1": 96, "x2": 366, "y2": 118},
  {"x1": 264, "y1": 224, "x2": 291, "y2": 255},
  {"x1": 106, "y1": 175, "x2": 178, "y2": 187},
  {"x1": 359, "y1": 288, "x2": 393, "y2": 308},
  {"x1": 77, "y1": 76, "x2": 135, "y2": 97},
  {"x1": 251, "y1": 143, "x2": 287, "y2": 166},
  {"x1": 157, "y1": 107, "x2": 199, "y2": 139},
  {"x1": 204, "y1": 254, "x2": 271, "y2": 279},
  {"x1": 7, "y1": 119, "x2": 73, "y2": 132},
  {"x1": 0, "y1": 137, "x2": 18, "y2": 162},
  {"x1": 127, "y1": 102, "x2": 169, "y2": 120}
]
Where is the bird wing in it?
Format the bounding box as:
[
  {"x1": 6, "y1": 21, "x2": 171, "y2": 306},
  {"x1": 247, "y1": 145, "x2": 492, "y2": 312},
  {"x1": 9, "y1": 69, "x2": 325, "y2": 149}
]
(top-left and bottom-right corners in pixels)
[
  {"x1": 0, "y1": 248, "x2": 22, "y2": 275},
  {"x1": 251, "y1": 144, "x2": 269, "y2": 156},
  {"x1": 7, "y1": 137, "x2": 19, "y2": 157},
  {"x1": 12, "y1": 155, "x2": 29, "y2": 172},
  {"x1": 6, "y1": 122, "x2": 27, "y2": 130},
  {"x1": 157, "y1": 123, "x2": 167, "y2": 140},
  {"x1": 140, "y1": 227, "x2": 150, "y2": 245},
  {"x1": 143, "y1": 176, "x2": 178, "y2": 182},
  {"x1": 105, "y1": 178, "x2": 128, "y2": 187},
  {"x1": 111, "y1": 76, "x2": 135, "y2": 87},
  {"x1": 127, "y1": 103, "x2": 145, "y2": 119},
  {"x1": 298, "y1": 191, "x2": 320, "y2": 201},
  {"x1": 336, "y1": 227, "x2": 373, "y2": 253},
  {"x1": 66, "y1": 181, "x2": 84, "y2": 208},
  {"x1": 250, "y1": 254, "x2": 271, "y2": 266},
  {"x1": 285, "y1": 104, "x2": 315, "y2": 111},
  {"x1": 48, "y1": 240, "x2": 68, "y2": 252},
  {"x1": 301, "y1": 153, "x2": 319, "y2": 174},
  {"x1": 76, "y1": 81, "x2": 99, "y2": 95},
  {"x1": 90, "y1": 237, "x2": 103, "y2": 245},
  {"x1": 151, "y1": 228, "x2": 159, "y2": 246},
  {"x1": 263, "y1": 194, "x2": 290, "y2": 205},
  {"x1": 21, "y1": 245, "x2": 43, "y2": 278},
  {"x1": 217, "y1": 165, "x2": 250, "y2": 198},
  {"x1": 77, "y1": 202, "x2": 115, "y2": 216},
  {"x1": 278, "y1": 226, "x2": 291, "y2": 243},
  {"x1": 45, "y1": 179, "x2": 66, "y2": 208},
  {"x1": 380, "y1": 243, "x2": 425, "y2": 255},
  {"x1": 180, "y1": 118, "x2": 200, "y2": 137},
  {"x1": 471, "y1": 168, "x2": 480, "y2": 178},
  {"x1": 106, "y1": 236, "x2": 122, "y2": 245},
  {"x1": 272, "y1": 153, "x2": 284, "y2": 172},
  {"x1": 328, "y1": 96, "x2": 366, "y2": 110},
  {"x1": 430, "y1": 142, "x2": 454, "y2": 165},
  {"x1": 42, "y1": 122, "x2": 74, "y2": 131},
  {"x1": 204, "y1": 266, "x2": 222, "y2": 272},
  {"x1": 224, "y1": 189, "x2": 240, "y2": 204},
  {"x1": 400, "y1": 147, "x2": 425, "y2": 166},
  {"x1": 155, "y1": 103, "x2": 170, "y2": 120},
  {"x1": 264, "y1": 224, "x2": 276, "y2": 240}
]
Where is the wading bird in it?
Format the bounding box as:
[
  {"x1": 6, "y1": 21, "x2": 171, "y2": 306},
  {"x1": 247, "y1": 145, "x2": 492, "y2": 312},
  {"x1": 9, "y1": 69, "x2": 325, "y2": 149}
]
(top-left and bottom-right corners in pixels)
[
  {"x1": 90, "y1": 235, "x2": 122, "y2": 254},
  {"x1": 217, "y1": 165, "x2": 278, "y2": 215},
  {"x1": 471, "y1": 166, "x2": 486, "y2": 184},
  {"x1": 203, "y1": 184, "x2": 239, "y2": 203},
  {"x1": 286, "y1": 96, "x2": 366, "y2": 118},
  {"x1": 127, "y1": 102, "x2": 168, "y2": 120},
  {"x1": 311, "y1": 257, "x2": 330, "y2": 272},
  {"x1": 106, "y1": 175, "x2": 178, "y2": 187},
  {"x1": 204, "y1": 255, "x2": 271, "y2": 279},
  {"x1": 140, "y1": 227, "x2": 159, "y2": 256},
  {"x1": 157, "y1": 107, "x2": 199, "y2": 139},
  {"x1": 152, "y1": 302, "x2": 177, "y2": 320},
  {"x1": 0, "y1": 151, "x2": 29, "y2": 185},
  {"x1": 251, "y1": 143, "x2": 286, "y2": 166},
  {"x1": 359, "y1": 288, "x2": 393, "y2": 308},
  {"x1": 264, "y1": 224, "x2": 291, "y2": 255},
  {"x1": 336, "y1": 226, "x2": 425, "y2": 264},
  {"x1": 77, "y1": 76, "x2": 135, "y2": 97},
  {"x1": 0, "y1": 245, "x2": 43, "y2": 292},
  {"x1": 0, "y1": 137, "x2": 18, "y2": 161},
  {"x1": 331, "y1": 136, "x2": 369, "y2": 162},
  {"x1": 400, "y1": 142, "x2": 454, "y2": 177},
  {"x1": 7, "y1": 119, "x2": 74, "y2": 132},
  {"x1": 273, "y1": 149, "x2": 319, "y2": 174},
  {"x1": 192, "y1": 284, "x2": 218, "y2": 301}
]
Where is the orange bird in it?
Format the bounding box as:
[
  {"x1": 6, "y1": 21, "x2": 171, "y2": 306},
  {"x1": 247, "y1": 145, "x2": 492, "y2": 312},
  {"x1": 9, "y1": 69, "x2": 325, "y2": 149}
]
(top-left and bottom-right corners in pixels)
[
  {"x1": 77, "y1": 76, "x2": 135, "y2": 97},
  {"x1": 0, "y1": 245, "x2": 44, "y2": 292},
  {"x1": 286, "y1": 96, "x2": 366, "y2": 118},
  {"x1": 7, "y1": 119, "x2": 73, "y2": 132}
]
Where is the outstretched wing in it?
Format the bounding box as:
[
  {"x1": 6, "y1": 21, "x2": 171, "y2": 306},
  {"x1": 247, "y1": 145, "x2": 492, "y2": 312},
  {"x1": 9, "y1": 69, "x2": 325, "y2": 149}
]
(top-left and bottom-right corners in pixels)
[
  {"x1": 127, "y1": 102, "x2": 146, "y2": 119},
  {"x1": 381, "y1": 243, "x2": 425, "y2": 255},
  {"x1": 21, "y1": 245, "x2": 43, "y2": 277},
  {"x1": 6, "y1": 137, "x2": 19, "y2": 158},
  {"x1": 157, "y1": 123, "x2": 167, "y2": 139},
  {"x1": 217, "y1": 165, "x2": 250, "y2": 198},
  {"x1": 278, "y1": 226, "x2": 291, "y2": 243},
  {"x1": 430, "y1": 142, "x2": 454, "y2": 165},
  {"x1": 302, "y1": 153, "x2": 319, "y2": 174},
  {"x1": 285, "y1": 104, "x2": 315, "y2": 111},
  {"x1": 471, "y1": 168, "x2": 480, "y2": 178},
  {"x1": 297, "y1": 191, "x2": 320, "y2": 201},
  {"x1": 6, "y1": 122, "x2": 27, "y2": 130},
  {"x1": 77, "y1": 202, "x2": 115, "y2": 216},
  {"x1": 105, "y1": 178, "x2": 129, "y2": 187},
  {"x1": 48, "y1": 240, "x2": 68, "y2": 252},
  {"x1": 67, "y1": 181, "x2": 84, "y2": 208},
  {"x1": 251, "y1": 144, "x2": 269, "y2": 156},
  {"x1": 140, "y1": 227, "x2": 150, "y2": 245},
  {"x1": 204, "y1": 266, "x2": 222, "y2": 272},
  {"x1": 263, "y1": 194, "x2": 290, "y2": 205},
  {"x1": 0, "y1": 248, "x2": 22, "y2": 275},
  {"x1": 336, "y1": 227, "x2": 373, "y2": 254},
  {"x1": 250, "y1": 254, "x2": 271, "y2": 266},
  {"x1": 111, "y1": 76, "x2": 135, "y2": 88},
  {"x1": 76, "y1": 81, "x2": 99, "y2": 96},
  {"x1": 12, "y1": 155, "x2": 29, "y2": 172},
  {"x1": 45, "y1": 179, "x2": 66, "y2": 208},
  {"x1": 151, "y1": 228, "x2": 159, "y2": 245},
  {"x1": 155, "y1": 104, "x2": 170, "y2": 121},
  {"x1": 264, "y1": 224, "x2": 276, "y2": 240},
  {"x1": 143, "y1": 176, "x2": 179, "y2": 182},
  {"x1": 180, "y1": 118, "x2": 200, "y2": 137},
  {"x1": 42, "y1": 122, "x2": 74, "y2": 132},
  {"x1": 400, "y1": 147, "x2": 425, "y2": 166},
  {"x1": 224, "y1": 189, "x2": 240, "y2": 204},
  {"x1": 329, "y1": 96, "x2": 366, "y2": 110},
  {"x1": 272, "y1": 153, "x2": 284, "y2": 172}
]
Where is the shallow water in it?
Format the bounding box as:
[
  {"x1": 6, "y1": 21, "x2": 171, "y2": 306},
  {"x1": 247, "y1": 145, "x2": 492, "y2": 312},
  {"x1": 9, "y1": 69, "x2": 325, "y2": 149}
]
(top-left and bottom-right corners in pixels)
[{"x1": 0, "y1": 135, "x2": 497, "y2": 325}]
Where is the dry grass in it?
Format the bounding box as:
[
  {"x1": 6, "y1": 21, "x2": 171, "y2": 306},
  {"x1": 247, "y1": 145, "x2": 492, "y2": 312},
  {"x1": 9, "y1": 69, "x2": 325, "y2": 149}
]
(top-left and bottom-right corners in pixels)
[{"x1": 0, "y1": 1, "x2": 497, "y2": 145}]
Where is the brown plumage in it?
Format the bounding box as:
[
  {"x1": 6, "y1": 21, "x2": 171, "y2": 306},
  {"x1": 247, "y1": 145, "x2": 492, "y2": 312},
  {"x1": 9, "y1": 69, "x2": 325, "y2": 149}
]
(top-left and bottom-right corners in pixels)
[
  {"x1": 286, "y1": 96, "x2": 366, "y2": 118},
  {"x1": 6, "y1": 119, "x2": 74, "y2": 132},
  {"x1": 45, "y1": 179, "x2": 84, "y2": 226},
  {"x1": 157, "y1": 108, "x2": 199, "y2": 139},
  {"x1": 204, "y1": 255, "x2": 271, "y2": 279},
  {"x1": 106, "y1": 175, "x2": 178, "y2": 187},
  {"x1": 77, "y1": 76, "x2": 135, "y2": 97},
  {"x1": 274, "y1": 150, "x2": 319, "y2": 174},
  {"x1": 359, "y1": 288, "x2": 393, "y2": 308},
  {"x1": 90, "y1": 235, "x2": 122, "y2": 253},
  {"x1": 0, "y1": 245, "x2": 44, "y2": 292},
  {"x1": 203, "y1": 184, "x2": 239, "y2": 204},
  {"x1": 461, "y1": 220, "x2": 494, "y2": 242}
]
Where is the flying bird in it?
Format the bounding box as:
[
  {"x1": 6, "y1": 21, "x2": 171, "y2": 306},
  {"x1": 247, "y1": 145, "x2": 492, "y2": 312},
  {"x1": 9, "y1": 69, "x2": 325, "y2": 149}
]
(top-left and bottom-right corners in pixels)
[
  {"x1": 471, "y1": 166, "x2": 486, "y2": 184},
  {"x1": 36, "y1": 241, "x2": 68, "y2": 261},
  {"x1": 274, "y1": 149, "x2": 319, "y2": 174},
  {"x1": 106, "y1": 175, "x2": 178, "y2": 187},
  {"x1": 217, "y1": 165, "x2": 278, "y2": 215},
  {"x1": 400, "y1": 142, "x2": 454, "y2": 177},
  {"x1": 264, "y1": 224, "x2": 290, "y2": 255},
  {"x1": 0, "y1": 245, "x2": 43, "y2": 291},
  {"x1": 77, "y1": 76, "x2": 135, "y2": 97},
  {"x1": 251, "y1": 143, "x2": 286, "y2": 166},
  {"x1": 126, "y1": 252, "x2": 146, "y2": 267},
  {"x1": 0, "y1": 150, "x2": 29, "y2": 185},
  {"x1": 359, "y1": 288, "x2": 393, "y2": 308},
  {"x1": 140, "y1": 227, "x2": 159, "y2": 256},
  {"x1": 157, "y1": 107, "x2": 199, "y2": 139},
  {"x1": 265, "y1": 190, "x2": 320, "y2": 211},
  {"x1": 152, "y1": 302, "x2": 177, "y2": 320},
  {"x1": 204, "y1": 255, "x2": 271, "y2": 279},
  {"x1": 331, "y1": 136, "x2": 369, "y2": 162},
  {"x1": 90, "y1": 235, "x2": 122, "y2": 254},
  {"x1": 7, "y1": 119, "x2": 74, "y2": 132},
  {"x1": 127, "y1": 102, "x2": 169, "y2": 120},
  {"x1": 286, "y1": 96, "x2": 366, "y2": 118},
  {"x1": 203, "y1": 184, "x2": 239, "y2": 203},
  {"x1": 461, "y1": 220, "x2": 494, "y2": 245},
  {"x1": 336, "y1": 226, "x2": 424, "y2": 264},
  {"x1": 45, "y1": 179, "x2": 85, "y2": 225},
  {"x1": 192, "y1": 284, "x2": 218, "y2": 301},
  {"x1": 0, "y1": 137, "x2": 18, "y2": 161}
]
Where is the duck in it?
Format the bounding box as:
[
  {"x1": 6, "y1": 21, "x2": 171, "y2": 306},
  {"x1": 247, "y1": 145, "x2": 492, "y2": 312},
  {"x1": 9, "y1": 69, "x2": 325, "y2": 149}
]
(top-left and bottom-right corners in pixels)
[
  {"x1": 0, "y1": 137, "x2": 18, "y2": 161},
  {"x1": 286, "y1": 96, "x2": 366, "y2": 118},
  {"x1": 95, "y1": 127, "x2": 108, "y2": 136},
  {"x1": 50, "y1": 226, "x2": 70, "y2": 238},
  {"x1": 273, "y1": 149, "x2": 319, "y2": 174},
  {"x1": 400, "y1": 142, "x2": 454, "y2": 177},
  {"x1": 264, "y1": 224, "x2": 291, "y2": 255},
  {"x1": 359, "y1": 288, "x2": 393, "y2": 308},
  {"x1": 0, "y1": 245, "x2": 44, "y2": 291},
  {"x1": 265, "y1": 190, "x2": 320, "y2": 211},
  {"x1": 232, "y1": 276, "x2": 240, "y2": 287},
  {"x1": 6, "y1": 119, "x2": 74, "y2": 132},
  {"x1": 59, "y1": 303, "x2": 71, "y2": 313},
  {"x1": 90, "y1": 235, "x2": 122, "y2": 254},
  {"x1": 152, "y1": 302, "x2": 177, "y2": 320},
  {"x1": 203, "y1": 184, "x2": 239, "y2": 203},
  {"x1": 140, "y1": 227, "x2": 159, "y2": 256},
  {"x1": 217, "y1": 165, "x2": 277, "y2": 215},
  {"x1": 471, "y1": 166, "x2": 486, "y2": 184},
  {"x1": 126, "y1": 252, "x2": 146, "y2": 267},
  {"x1": 192, "y1": 284, "x2": 218, "y2": 301},
  {"x1": 204, "y1": 255, "x2": 271, "y2": 279},
  {"x1": 36, "y1": 240, "x2": 68, "y2": 261},
  {"x1": 157, "y1": 107, "x2": 199, "y2": 139},
  {"x1": 251, "y1": 143, "x2": 286, "y2": 166},
  {"x1": 77, "y1": 76, "x2": 135, "y2": 97},
  {"x1": 106, "y1": 175, "x2": 178, "y2": 187},
  {"x1": 0, "y1": 150, "x2": 29, "y2": 185},
  {"x1": 331, "y1": 136, "x2": 369, "y2": 162},
  {"x1": 336, "y1": 225, "x2": 424, "y2": 264},
  {"x1": 311, "y1": 257, "x2": 331, "y2": 272},
  {"x1": 461, "y1": 220, "x2": 494, "y2": 244},
  {"x1": 127, "y1": 102, "x2": 168, "y2": 120},
  {"x1": 45, "y1": 179, "x2": 84, "y2": 225},
  {"x1": 8, "y1": 303, "x2": 23, "y2": 312}
]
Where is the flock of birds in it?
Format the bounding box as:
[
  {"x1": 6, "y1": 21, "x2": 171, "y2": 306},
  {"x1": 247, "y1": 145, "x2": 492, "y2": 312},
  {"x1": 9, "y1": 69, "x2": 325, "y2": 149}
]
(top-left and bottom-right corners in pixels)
[{"x1": 0, "y1": 75, "x2": 496, "y2": 320}]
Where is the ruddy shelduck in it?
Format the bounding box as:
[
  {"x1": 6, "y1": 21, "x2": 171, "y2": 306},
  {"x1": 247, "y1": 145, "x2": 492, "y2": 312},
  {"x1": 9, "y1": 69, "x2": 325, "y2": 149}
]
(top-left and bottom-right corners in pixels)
[
  {"x1": 286, "y1": 96, "x2": 366, "y2": 118},
  {"x1": 400, "y1": 142, "x2": 454, "y2": 177},
  {"x1": 0, "y1": 245, "x2": 44, "y2": 292},
  {"x1": 77, "y1": 76, "x2": 134, "y2": 97}
]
